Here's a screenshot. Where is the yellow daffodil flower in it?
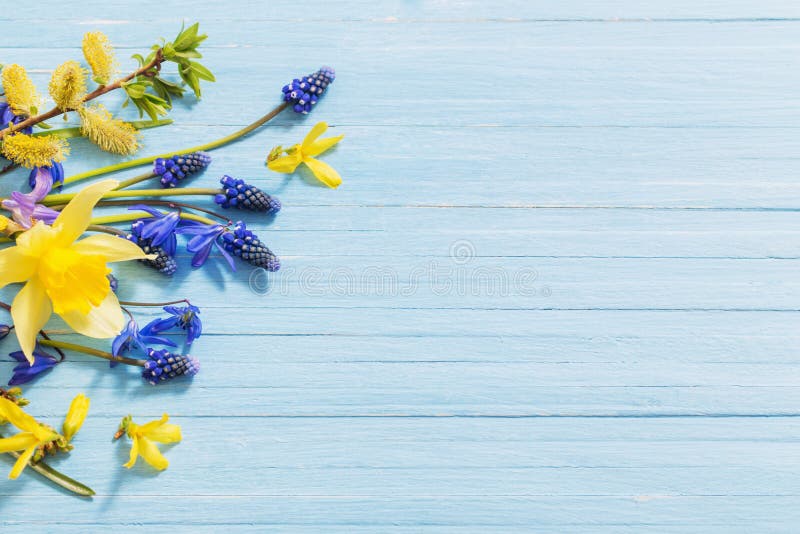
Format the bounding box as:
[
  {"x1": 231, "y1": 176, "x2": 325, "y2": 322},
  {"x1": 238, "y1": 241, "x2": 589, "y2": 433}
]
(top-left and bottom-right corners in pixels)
[
  {"x1": 0, "y1": 180, "x2": 152, "y2": 364},
  {"x1": 62, "y1": 393, "x2": 90, "y2": 442},
  {"x1": 121, "y1": 414, "x2": 182, "y2": 471},
  {"x1": 0, "y1": 397, "x2": 60, "y2": 479},
  {"x1": 267, "y1": 121, "x2": 344, "y2": 188}
]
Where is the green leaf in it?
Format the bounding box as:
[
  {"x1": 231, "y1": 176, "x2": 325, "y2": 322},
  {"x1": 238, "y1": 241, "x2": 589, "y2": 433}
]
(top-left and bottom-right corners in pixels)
[
  {"x1": 123, "y1": 82, "x2": 147, "y2": 99},
  {"x1": 173, "y1": 22, "x2": 199, "y2": 51},
  {"x1": 190, "y1": 61, "x2": 215, "y2": 82},
  {"x1": 36, "y1": 121, "x2": 52, "y2": 129}
]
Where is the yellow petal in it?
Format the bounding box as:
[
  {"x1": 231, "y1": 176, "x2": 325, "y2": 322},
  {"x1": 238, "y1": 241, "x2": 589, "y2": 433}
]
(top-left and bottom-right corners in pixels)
[
  {"x1": 301, "y1": 122, "x2": 328, "y2": 151},
  {"x1": 11, "y1": 278, "x2": 52, "y2": 364},
  {"x1": 0, "y1": 246, "x2": 37, "y2": 289},
  {"x1": 0, "y1": 432, "x2": 39, "y2": 453},
  {"x1": 0, "y1": 398, "x2": 42, "y2": 434},
  {"x1": 140, "y1": 414, "x2": 182, "y2": 444},
  {"x1": 303, "y1": 157, "x2": 342, "y2": 189},
  {"x1": 123, "y1": 435, "x2": 139, "y2": 469},
  {"x1": 137, "y1": 435, "x2": 169, "y2": 470},
  {"x1": 9, "y1": 445, "x2": 37, "y2": 480},
  {"x1": 267, "y1": 149, "x2": 303, "y2": 174},
  {"x1": 62, "y1": 393, "x2": 90, "y2": 441},
  {"x1": 71, "y1": 233, "x2": 150, "y2": 262},
  {"x1": 303, "y1": 134, "x2": 343, "y2": 158},
  {"x1": 53, "y1": 179, "x2": 118, "y2": 245},
  {"x1": 59, "y1": 289, "x2": 124, "y2": 339}
]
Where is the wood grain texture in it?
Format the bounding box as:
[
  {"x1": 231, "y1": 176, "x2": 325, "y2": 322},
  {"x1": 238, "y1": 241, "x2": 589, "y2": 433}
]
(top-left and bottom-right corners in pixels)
[{"x1": 0, "y1": 0, "x2": 798, "y2": 531}]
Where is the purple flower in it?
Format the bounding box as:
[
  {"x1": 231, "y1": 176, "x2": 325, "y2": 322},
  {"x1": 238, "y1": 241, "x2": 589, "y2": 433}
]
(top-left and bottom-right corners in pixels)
[
  {"x1": 129, "y1": 205, "x2": 181, "y2": 256},
  {"x1": 142, "y1": 349, "x2": 200, "y2": 385},
  {"x1": 112, "y1": 319, "x2": 176, "y2": 357},
  {"x1": 28, "y1": 161, "x2": 64, "y2": 190},
  {"x1": 0, "y1": 102, "x2": 32, "y2": 134},
  {"x1": 8, "y1": 346, "x2": 59, "y2": 386},
  {"x1": 2, "y1": 163, "x2": 60, "y2": 228},
  {"x1": 142, "y1": 304, "x2": 203, "y2": 345},
  {"x1": 175, "y1": 222, "x2": 234, "y2": 270}
]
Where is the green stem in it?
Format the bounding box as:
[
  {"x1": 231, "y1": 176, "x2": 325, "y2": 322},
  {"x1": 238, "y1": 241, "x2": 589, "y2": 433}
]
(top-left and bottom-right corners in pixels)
[
  {"x1": 120, "y1": 299, "x2": 190, "y2": 307},
  {"x1": 63, "y1": 101, "x2": 289, "y2": 185},
  {"x1": 114, "y1": 172, "x2": 157, "y2": 190},
  {"x1": 43, "y1": 187, "x2": 221, "y2": 206},
  {"x1": 0, "y1": 434, "x2": 95, "y2": 497},
  {"x1": 90, "y1": 210, "x2": 218, "y2": 227},
  {"x1": 37, "y1": 339, "x2": 145, "y2": 367},
  {"x1": 94, "y1": 200, "x2": 231, "y2": 223},
  {"x1": 33, "y1": 119, "x2": 173, "y2": 140}
]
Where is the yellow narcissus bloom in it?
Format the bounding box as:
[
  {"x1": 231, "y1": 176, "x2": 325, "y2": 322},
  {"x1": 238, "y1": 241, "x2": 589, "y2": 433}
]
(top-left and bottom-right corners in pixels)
[
  {"x1": 0, "y1": 180, "x2": 152, "y2": 363},
  {"x1": 121, "y1": 414, "x2": 182, "y2": 471},
  {"x1": 62, "y1": 393, "x2": 90, "y2": 442},
  {"x1": 0, "y1": 397, "x2": 60, "y2": 479},
  {"x1": 267, "y1": 121, "x2": 344, "y2": 188}
]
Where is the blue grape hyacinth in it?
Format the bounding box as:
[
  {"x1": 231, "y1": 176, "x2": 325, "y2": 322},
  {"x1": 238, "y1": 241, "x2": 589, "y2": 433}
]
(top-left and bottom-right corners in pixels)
[
  {"x1": 221, "y1": 220, "x2": 280, "y2": 272},
  {"x1": 153, "y1": 152, "x2": 212, "y2": 188},
  {"x1": 282, "y1": 66, "x2": 335, "y2": 114},
  {"x1": 214, "y1": 175, "x2": 281, "y2": 213},
  {"x1": 142, "y1": 349, "x2": 200, "y2": 385}
]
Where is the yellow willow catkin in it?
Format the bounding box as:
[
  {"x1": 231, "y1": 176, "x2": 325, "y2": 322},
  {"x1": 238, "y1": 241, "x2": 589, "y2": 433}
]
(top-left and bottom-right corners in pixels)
[
  {"x1": 78, "y1": 105, "x2": 139, "y2": 155},
  {"x1": 49, "y1": 60, "x2": 88, "y2": 110},
  {"x1": 1, "y1": 134, "x2": 69, "y2": 168},
  {"x1": 82, "y1": 31, "x2": 116, "y2": 85},
  {"x1": 2, "y1": 64, "x2": 41, "y2": 116}
]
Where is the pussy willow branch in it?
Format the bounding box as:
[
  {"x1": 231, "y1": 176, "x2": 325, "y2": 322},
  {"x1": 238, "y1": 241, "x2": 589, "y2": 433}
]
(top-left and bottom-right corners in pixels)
[{"x1": 0, "y1": 50, "x2": 165, "y2": 140}]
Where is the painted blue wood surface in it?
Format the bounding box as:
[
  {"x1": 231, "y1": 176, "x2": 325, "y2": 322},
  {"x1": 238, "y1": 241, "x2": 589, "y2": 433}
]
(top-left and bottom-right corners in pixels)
[{"x1": 1, "y1": 1, "x2": 799, "y2": 531}]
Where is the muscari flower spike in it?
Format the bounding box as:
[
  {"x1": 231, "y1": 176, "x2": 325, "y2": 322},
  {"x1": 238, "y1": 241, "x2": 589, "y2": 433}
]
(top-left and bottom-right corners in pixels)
[
  {"x1": 214, "y1": 175, "x2": 281, "y2": 213},
  {"x1": 142, "y1": 304, "x2": 202, "y2": 345},
  {"x1": 126, "y1": 232, "x2": 178, "y2": 275},
  {"x1": 129, "y1": 206, "x2": 180, "y2": 256},
  {"x1": 154, "y1": 151, "x2": 212, "y2": 188},
  {"x1": 8, "y1": 345, "x2": 60, "y2": 386},
  {"x1": 221, "y1": 220, "x2": 280, "y2": 272},
  {"x1": 282, "y1": 66, "x2": 335, "y2": 114},
  {"x1": 142, "y1": 349, "x2": 200, "y2": 385}
]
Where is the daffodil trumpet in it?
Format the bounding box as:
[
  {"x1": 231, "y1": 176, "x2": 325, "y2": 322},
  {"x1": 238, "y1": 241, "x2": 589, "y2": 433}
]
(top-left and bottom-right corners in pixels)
[
  {"x1": 62, "y1": 102, "x2": 289, "y2": 186},
  {"x1": 0, "y1": 179, "x2": 152, "y2": 364}
]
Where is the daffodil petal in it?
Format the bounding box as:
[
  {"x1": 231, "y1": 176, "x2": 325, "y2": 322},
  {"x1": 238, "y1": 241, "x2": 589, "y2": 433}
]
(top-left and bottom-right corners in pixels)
[
  {"x1": 301, "y1": 121, "x2": 329, "y2": 151},
  {"x1": 123, "y1": 435, "x2": 139, "y2": 469},
  {"x1": 11, "y1": 278, "x2": 52, "y2": 364},
  {"x1": 0, "y1": 432, "x2": 38, "y2": 453},
  {"x1": 137, "y1": 435, "x2": 169, "y2": 470},
  {"x1": 267, "y1": 150, "x2": 303, "y2": 174},
  {"x1": 53, "y1": 179, "x2": 118, "y2": 245},
  {"x1": 303, "y1": 134, "x2": 343, "y2": 157},
  {"x1": 0, "y1": 246, "x2": 37, "y2": 289},
  {"x1": 303, "y1": 157, "x2": 342, "y2": 188},
  {"x1": 72, "y1": 233, "x2": 151, "y2": 262},
  {"x1": 59, "y1": 290, "x2": 124, "y2": 339},
  {"x1": 9, "y1": 445, "x2": 37, "y2": 479},
  {"x1": 0, "y1": 398, "x2": 43, "y2": 434}
]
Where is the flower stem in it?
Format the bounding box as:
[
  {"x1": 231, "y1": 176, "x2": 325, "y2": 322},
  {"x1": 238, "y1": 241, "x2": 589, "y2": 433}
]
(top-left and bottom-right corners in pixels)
[
  {"x1": 62, "y1": 101, "x2": 289, "y2": 185},
  {"x1": 119, "y1": 299, "x2": 190, "y2": 307},
  {"x1": 32, "y1": 119, "x2": 173, "y2": 140},
  {"x1": 94, "y1": 199, "x2": 231, "y2": 223},
  {"x1": 90, "y1": 210, "x2": 218, "y2": 227},
  {"x1": 37, "y1": 339, "x2": 145, "y2": 367},
  {"x1": 113, "y1": 172, "x2": 157, "y2": 190},
  {"x1": 0, "y1": 432, "x2": 95, "y2": 497},
  {"x1": 43, "y1": 187, "x2": 221, "y2": 206}
]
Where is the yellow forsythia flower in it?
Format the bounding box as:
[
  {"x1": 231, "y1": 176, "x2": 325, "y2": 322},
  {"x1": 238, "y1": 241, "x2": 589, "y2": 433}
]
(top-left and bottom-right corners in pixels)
[
  {"x1": 1, "y1": 133, "x2": 69, "y2": 168},
  {"x1": 2, "y1": 64, "x2": 41, "y2": 117},
  {"x1": 267, "y1": 121, "x2": 344, "y2": 188},
  {"x1": 49, "y1": 60, "x2": 88, "y2": 110},
  {"x1": 0, "y1": 180, "x2": 151, "y2": 363},
  {"x1": 0, "y1": 397, "x2": 60, "y2": 479},
  {"x1": 0, "y1": 214, "x2": 24, "y2": 236},
  {"x1": 62, "y1": 393, "x2": 90, "y2": 442},
  {"x1": 82, "y1": 31, "x2": 116, "y2": 85},
  {"x1": 78, "y1": 105, "x2": 140, "y2": 155},
  {"x1": 121, "y1": 414, "x2": 182, "y2": 471}
]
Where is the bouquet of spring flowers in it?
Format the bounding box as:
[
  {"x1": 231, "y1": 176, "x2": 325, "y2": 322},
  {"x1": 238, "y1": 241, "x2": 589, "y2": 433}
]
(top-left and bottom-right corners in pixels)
[{"x1": 0, "y1": 23, "x2": 342, "y2": 495}]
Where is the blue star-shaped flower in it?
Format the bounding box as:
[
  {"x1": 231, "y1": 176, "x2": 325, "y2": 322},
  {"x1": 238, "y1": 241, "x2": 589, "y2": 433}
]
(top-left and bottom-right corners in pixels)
[
  {"x1": 8, "y1": 346, "x2": 59, "y2": 386},
  {"x1": 142, "y1": 304, "x2": 203, "y2": 345}
]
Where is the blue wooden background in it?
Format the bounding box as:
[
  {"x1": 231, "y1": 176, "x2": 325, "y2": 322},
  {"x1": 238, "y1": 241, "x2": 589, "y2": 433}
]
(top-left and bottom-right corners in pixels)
[{"x1": 1, "y1": 1, "x2": 799, "y2": 531}]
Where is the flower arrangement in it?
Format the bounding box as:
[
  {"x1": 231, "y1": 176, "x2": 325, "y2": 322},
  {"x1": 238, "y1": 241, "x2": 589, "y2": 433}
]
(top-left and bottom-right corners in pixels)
[{"x1": 0, "y1": 24, "x2": 341, "y2": 495}]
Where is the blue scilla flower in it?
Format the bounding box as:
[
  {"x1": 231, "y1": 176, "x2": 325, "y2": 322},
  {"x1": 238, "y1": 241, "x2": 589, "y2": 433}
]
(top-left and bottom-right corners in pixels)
[
  {"x1": 8, "y1": 346, "x2": 59, "y2": 386},
  {"x1": 112, "y1": 318, "x2": 176, "y2": 358},
  {"x1": 142, "y1": 348, "x2": 200, "y2": 385},
  {"x1": 0, "y1": 102, "x2": 32, "y2": 134},
  {"x1": 214, "y1": 175, "x2": 281, "y2": 213},
  {"x1": 282, "y1": 66, "x2": 335, "y2": 114},
  {"x1": 28, "y1": 161, "x2": 64, "y2": 190},
  {"x1": 175, "y1": 222, "x2": 235, "y2": 270},
  {"x1": 129, "y1": 205, "x2": 181, "y2": 256},
  {"x1": 154, "y1": 151, "x2": 212, "y2": 188},
  {"x1": 221, "y1": 220, "x2": 280, "y2": 271},
  {"x1": 142, "y1": 304, "x2": 203, "y2": 345}
]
